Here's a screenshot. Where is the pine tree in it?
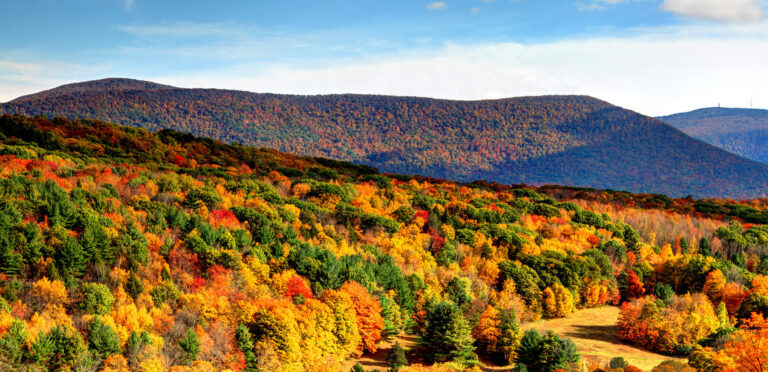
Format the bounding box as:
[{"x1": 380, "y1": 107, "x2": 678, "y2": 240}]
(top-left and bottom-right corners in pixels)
[
  {"x1": 0, "y1": 242, "x2": 21, "y2": 276},
  {"x1": 516, "y1": 329, "x2": 579, "y2": 371},
  {"x1": 497, "y1": 309, "x2": 522, "y2": 365},
  {"x1": 87, "y1": 317, "x2": 121, "y2": 359},
  {"x1": 125, "y1": 331, "x2": 151, "y2": 369},
  {"x1": 22, "y1": 222, "x2": 44, "y2": 264},
  {"x1": 179, "y1": 328, "x2": 200, "y2": 363},
  {"x1": 235, "y1": 324, "x2": 259, "y2": 372},
  {"x1": 0, "y1": 321, "x2": 27, "y2": 368},
  {"x1": 699, "y1": 237, "x2": 711, "y2": 256},
  {"x1": 58, "y1": 236, "x2": 87, "y2": 276},
  {"x1": 124, "y1": 270, "x2": 144, "y2": 299},
  {"x1": 421, "y1": 301, "x2": 477, "y2": 366},
  {"x1": 386, "y1": 342, "x2": 408, "y2": 371},
  {"x1": 680, "y1": 237, "x2": 690, "y2": 255},
  {"x1": 29, "y1": 326, "x2": 85, "y2": 370}
]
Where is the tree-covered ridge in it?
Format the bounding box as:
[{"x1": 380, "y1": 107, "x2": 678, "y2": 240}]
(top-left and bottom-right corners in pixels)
[
  {"x1": 0, "y1": 115, "x2": 766, "y2": 371},
  {"x1": 660, "y1": 107, "x2": 768, "y2": 166},
  {"x1": 6, "y1": 78, "x2": 768, "y2": 198}
]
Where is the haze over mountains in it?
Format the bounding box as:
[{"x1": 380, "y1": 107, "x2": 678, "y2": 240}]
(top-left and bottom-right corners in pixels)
[
  {"x1": 4, "y1": 78, "x2": 768, "y2": 198},
  {"x1": 660, "y1": 107, "x2": 768, "y2": 166}
]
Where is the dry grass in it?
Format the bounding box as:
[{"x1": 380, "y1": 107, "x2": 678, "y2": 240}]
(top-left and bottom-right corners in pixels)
[{"x1": 522, "y1": 306, "x2": 685, "y2": 371}]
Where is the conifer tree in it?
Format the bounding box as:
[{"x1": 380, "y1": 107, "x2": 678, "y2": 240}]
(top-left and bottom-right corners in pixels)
[
  {"x1": 386, "y1": 342, "x2": 408, "y2": 371},
  {"x1": 179, "y1": 328, "x2": 200, "y2": 363},
  {"x1": 421, "y1": 301, "x2": 477, "y2": 366},
  {"x1": 87, "y1": 317, "x2": 121, "y2": 359},
  {"x1": 235, "y1": 324, "x2": 259, "y2": 372}
]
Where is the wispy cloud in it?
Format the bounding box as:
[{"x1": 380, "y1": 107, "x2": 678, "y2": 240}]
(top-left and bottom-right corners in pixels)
[
  {"x1": 118, "y1": 22, "x2": 244, "y2": 38},
  {"x1": 0, "y1": 59, "x2": 110, "y2": 102},
  {"x1": 578, "y1": 0, "x2": 635, "y2": 12},
  {"x1": 427, "y1": 2, "x2": 447, "y2": 11},
  {"x1": 661, "y1": 0, "x2": 764, "y2": 23},
  {"x1": 124, "y1": 0, "x2": 134, "y2": 11}
]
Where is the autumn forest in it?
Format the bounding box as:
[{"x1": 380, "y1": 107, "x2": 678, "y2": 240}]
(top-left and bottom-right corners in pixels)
[{"x1": 0, "y1": 114, "x2": 765, "y2": 372}]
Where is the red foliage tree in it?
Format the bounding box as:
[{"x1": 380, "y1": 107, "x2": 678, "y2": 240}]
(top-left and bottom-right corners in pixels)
[
  {"x1": 621, "y1": 270, "x2": 645, "y2": 301},
  {"x1": 285, "y1": 275, "x2": 314, "y2": 300}
]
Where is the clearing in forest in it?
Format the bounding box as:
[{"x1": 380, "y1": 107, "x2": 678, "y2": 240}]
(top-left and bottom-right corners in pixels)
[
  {"x1": 522, "y1": 306, "x2": 685, "y2": 371},
  {"x1": 349, "y1": 306, "x2": 683, "y2": 371}
]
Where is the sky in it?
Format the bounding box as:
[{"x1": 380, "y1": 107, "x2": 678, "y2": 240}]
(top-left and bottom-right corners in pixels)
[{"x1": 1, "y1": 0, "x2": 768, "y2": 116}]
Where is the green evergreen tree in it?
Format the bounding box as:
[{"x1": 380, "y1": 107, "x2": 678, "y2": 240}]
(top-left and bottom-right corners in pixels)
[
  {"x1": 386, "y1": 342, "x2": 408, "y2": 371},
  {"x1": 29, "y1": 326, "x2": 85, "y2": 370},
  {"x1": 516, "y1": 329, "x2": 543, "y2": 369},
  {"x1": 58, "y1": 236, "x2": 87, "y2": 276},
  {"x1": 235, "y1": 324, "x2": 259, "y2": 372},
  {"x1": 680, "y1": 238, "x2": 690, "y2": 255},
  {"x1": 179, "y1": 328, "x2": 200, "y2": 363},
  {"x1": 125, "y1": 270, "x2": 144, "y2": 299},
  {"x1": 654, "y1": 283, "x2": 674, "y2": 303},
  {"x1": 497, "y1": 309, "x2": 522, "y2": 364},
  {"x1": 516, "y1": 329, "x2": 579, "y2": 372},
  {"x1": 22, "y1": 222, "x2": 44, "y2": 264},
  {"x1": 0, "y1": 242, "x2": 21, "y2": 276},
  {"x1": 0, "y1": 321, "x2": 27, "y2": 368},
  {"x1": 699, "y1": 237, "x2": 711, "y2": 256},
  {"x1": 125, "y1": 330, "x2": 151, "y2": 369},
  {"x1": 87, "y1": 317, "x2": 121, "y2": 359},
  {"x1": 421, "y1": 301, "x2": 477, "y2": 366},
  {"x1": 445, "y1": 277, "x2": 474, "y2": 307}
]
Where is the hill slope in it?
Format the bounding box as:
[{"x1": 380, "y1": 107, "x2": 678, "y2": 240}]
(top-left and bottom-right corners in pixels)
[
  {"x1": 0, "y1": 114, "x2": 765, "y2": 372},
  {"x1": 5, "y1": 78, "x2": 768, "y2": 198},
  {"x1": 660, "y1": 107, "x2": 768, "y2": 166}
]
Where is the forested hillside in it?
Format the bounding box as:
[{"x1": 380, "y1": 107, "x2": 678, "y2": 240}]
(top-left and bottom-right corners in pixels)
[
  {"x1": 0, "y1": 114, "x2": 767, "y2": 371},
  {"x1": 5, "y1": 78, "x2": 768, "y2": 198},
  {"x1": 660, "y1": 107, "x2": 768, "y2": 165}
]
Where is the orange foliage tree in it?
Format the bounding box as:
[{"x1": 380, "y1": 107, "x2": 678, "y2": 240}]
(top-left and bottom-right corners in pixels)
[{"x1": 340, "y1": 281, "x2": 384, "y2": 354}]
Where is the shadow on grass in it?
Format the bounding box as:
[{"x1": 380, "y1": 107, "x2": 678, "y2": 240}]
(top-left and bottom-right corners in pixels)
[{"x1": 561, "y1": 324, "x2": 619, "y2": 343}]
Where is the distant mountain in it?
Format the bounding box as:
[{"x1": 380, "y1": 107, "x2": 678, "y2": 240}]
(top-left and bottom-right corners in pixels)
[
  {"x1": 10, "y1": 78, "x2": 174, "y2": 103},
  {"x1": 659, "y1": 107, "x2": 768, "y2": 165},
  {"x1": 4, "y1": 78, "x2": 768, "y2": 198}
]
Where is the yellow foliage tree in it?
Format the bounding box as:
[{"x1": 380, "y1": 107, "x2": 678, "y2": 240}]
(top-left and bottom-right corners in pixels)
[
  {"x1": 543, "y1": 283, "x2": 574, "y2": 318},
  {"x1": 702, "y1": 269, "x2": 726, "y2": 304},
  {"x1": 321, "y1": 289, "x2": 362, "y2": 358},
  {"x1": 29, "y1": 277, "x2": 68, "y2": 309}
]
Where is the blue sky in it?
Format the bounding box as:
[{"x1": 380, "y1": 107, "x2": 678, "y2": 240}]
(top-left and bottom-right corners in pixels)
[{"x1": 1, "y1": 0, "x2": 768, "y2": 115}]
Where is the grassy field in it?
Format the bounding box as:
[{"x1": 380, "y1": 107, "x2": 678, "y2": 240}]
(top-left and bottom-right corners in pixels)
[{"x1": 522, "y1": 306, "x2": 685, "y2": 371}]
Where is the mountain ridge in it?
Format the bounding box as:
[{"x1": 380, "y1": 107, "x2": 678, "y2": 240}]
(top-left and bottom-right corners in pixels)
[
  {"x1": 660, "y1": 107, "x2": 768, "y2": 166},
  {"x1": 8, "y1": 77, "x2": 175, "y2": 103},
  {"x1": 4, "y1": 78, "x2": 768, "y2": 198}
]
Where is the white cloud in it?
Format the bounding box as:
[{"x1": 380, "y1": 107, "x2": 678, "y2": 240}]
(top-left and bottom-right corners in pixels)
[
  {"x1": 427, "y1": 2, "x2": 447, "y2": 11},
  {"x1": 125, "y1": 0, "x2": 134, "y2": 10},
  {"x1": 661, "y1": 0, "x2": 764, "y2": 23},
  {"x1": 5, "y1": 24, "x2": 768, "y2": 116},
  {"x1": 151, "y1": 25, "x2": 768, "y2": 116}
]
